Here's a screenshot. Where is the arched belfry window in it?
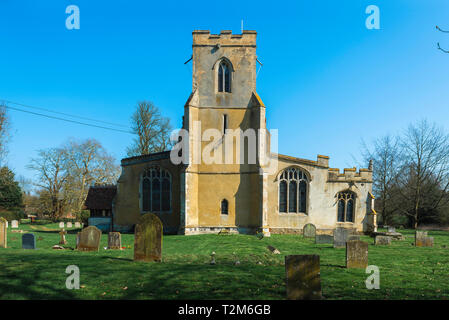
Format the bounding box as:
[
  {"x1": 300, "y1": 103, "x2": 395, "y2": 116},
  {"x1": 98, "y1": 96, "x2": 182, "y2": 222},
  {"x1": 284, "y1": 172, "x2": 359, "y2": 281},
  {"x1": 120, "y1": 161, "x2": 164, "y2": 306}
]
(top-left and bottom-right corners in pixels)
[
  {"x1": 141, "y1": 167, "x2": 171, "y2": 213},
  {"x1": 221, "y1": 199, "x2": 229, "y2": 215},
  {"x1": 337, "y1": 191, "x2": 355, "y2": 222},
  {"x1": 278, "y1": 167, "x2": 309, "y2": 214},
  {"x1": 218, "y1": 60, "x2": 231, "y2": 93}
]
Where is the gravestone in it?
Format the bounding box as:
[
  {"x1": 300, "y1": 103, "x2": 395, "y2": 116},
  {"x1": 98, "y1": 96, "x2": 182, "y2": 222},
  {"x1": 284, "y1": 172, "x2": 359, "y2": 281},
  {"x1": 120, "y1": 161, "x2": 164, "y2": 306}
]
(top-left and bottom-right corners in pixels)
[
  {"x1": 11, "y1": 220, "x2": 18, "y2": 228},
  {"x1": 67, "y1": 222, "x2": 73, "y2": 228},
  {"x1": 74, "y1": 222, "x2": 81, "y2": 228},
  {"x1": 346, "y1": 240, "x2": 368, "y2": 268},
  {"x1": 388, "y1": 226, "x2": 396, "y2": 233},
  {"x1": 59, "y1": 222, "x2": 65, "y2": 228},
  {"x1": 415, "y1": 231, "x2": 433, "y2": 247},
  {"x1": 59, "y1": 229, "x2": 67, "y2": 245},
  {"x1": 333, "y1": 228, "x2": 350, "y2": 248},
  {"x1": 315, "y1": 234, "x2": 333, "y2": 244},
  {"x1": 134, "y1": 213, "x2": 163, "y2": 262},
  {"x1": 75, "y1": 232, "x2": 80, "y2": 249},
  {"x1": 347, "y1": 235, "x2": 360, "y2": 242},
  {"x1": 77, "y1": 226, "x2": 102, "y2": 252},
  {"x1": 285, "y1": 255, "x2": 322, "y2": 300},
  {"x1": 22, "y1": 233, "x2": 36, "y2": 249},
  {"x1": 303, "y1": 224, "x2": 316, "y2": 238},
  {"x1": 0, "y1": 217, "x2": 7, "y2": 248},
  {"x1": 108, "y1": 232, "x2": 122, "y2": 250},
  {"x1": 375, "y1": 235, "x2": 392, "y2": 245}
]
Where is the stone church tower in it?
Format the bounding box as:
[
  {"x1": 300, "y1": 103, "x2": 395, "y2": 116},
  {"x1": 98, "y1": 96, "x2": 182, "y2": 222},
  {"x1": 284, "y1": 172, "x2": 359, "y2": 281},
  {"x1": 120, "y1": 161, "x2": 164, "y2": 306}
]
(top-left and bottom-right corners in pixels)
[{"x1": 179, "y1": 30, "x2": 269, "y2": 235}]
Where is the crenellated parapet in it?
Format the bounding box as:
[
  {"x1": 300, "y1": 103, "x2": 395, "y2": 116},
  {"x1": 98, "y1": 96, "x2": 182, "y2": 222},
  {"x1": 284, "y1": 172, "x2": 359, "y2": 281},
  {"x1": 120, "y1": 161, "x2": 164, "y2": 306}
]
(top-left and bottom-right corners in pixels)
[{"x1": 328, "y1": 167, "x2": 373, "y2": 183}]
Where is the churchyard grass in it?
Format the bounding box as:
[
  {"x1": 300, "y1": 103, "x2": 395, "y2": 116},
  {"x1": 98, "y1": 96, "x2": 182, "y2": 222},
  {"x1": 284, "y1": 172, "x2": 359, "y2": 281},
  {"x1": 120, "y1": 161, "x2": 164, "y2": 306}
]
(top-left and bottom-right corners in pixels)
[{"x1": 0, "y1": 224, "x2": 448, "y2": 300}]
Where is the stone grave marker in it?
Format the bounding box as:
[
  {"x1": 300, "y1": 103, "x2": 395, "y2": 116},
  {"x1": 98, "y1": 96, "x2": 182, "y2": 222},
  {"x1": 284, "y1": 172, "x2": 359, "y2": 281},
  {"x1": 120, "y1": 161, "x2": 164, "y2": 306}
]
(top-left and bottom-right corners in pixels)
[
  {"x1": 74, "y1": 222, "x2": 81, "y2": 228},
  {"x1": 11, "y1": 220, "x2": 18, "y2": 228},
  {"x1": 59, "y1": 229, "x2": 67, "y2": 245},
  {"x1": 303, "y1": 224, "x2": 316, "y2": 238},
  {"x1": 374, "y1": 235, "x2": 391, "y2": 245},
  {"x1": 59, "y1": 222, "x2": 65, "y2": 228},
  {"x1": 75, "y1": 232, "x2": 80, "y2": 249},
  {"x1": 67, "y1": 222, "x2": 73, "y2": 228},
  {"x1": 388, "y1": 226, "x2": 396, "y2": 233},
  {"x1": 415, "y1": 231, "x2": 433, "y2": 247},
  {"x1": 22, "y1": 233, "x2": 36, "y2": 249},
  {"x1": 333, "y1": 227, "x2": 350, "y2": 248},
  {"x1": 346, "y1": 240, "x2": 368, "y2": 268},
  {"x1": 77, "y1": 226, "x2": 102, "y2": 252},
  {"x1": 0, "y1": 217, "x2": 7, "y2": 248},
  {"x1": 108, "y1": 232, "x2": 122, "y2": 250},
  {"x1": 315, "y1": 234, "x2": 333, "y2": 244},
  {"x1": 285, "y1": 255, "x2": 322, "y2": 300},
  {"x1": 134, "y1": 213, "x2": 163, "y2": 262}
]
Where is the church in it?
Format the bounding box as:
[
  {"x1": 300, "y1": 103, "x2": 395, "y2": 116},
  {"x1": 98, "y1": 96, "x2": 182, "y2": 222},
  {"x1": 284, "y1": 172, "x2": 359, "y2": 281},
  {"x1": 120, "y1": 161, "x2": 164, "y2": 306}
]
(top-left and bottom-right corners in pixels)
[{"x1": 113, "y1": 30, "x2": 377, "y2": 236}]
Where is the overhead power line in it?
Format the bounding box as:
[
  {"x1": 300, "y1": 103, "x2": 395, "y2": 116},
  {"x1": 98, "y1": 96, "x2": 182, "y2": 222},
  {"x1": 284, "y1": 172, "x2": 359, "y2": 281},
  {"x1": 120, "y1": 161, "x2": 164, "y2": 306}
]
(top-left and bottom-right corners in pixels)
[
  {"x1": 0, "y1": 98, "x2": 130, "y2": 129},
  {"x1": 2, "y1": 104, "x2": 135, "y2": 135}
]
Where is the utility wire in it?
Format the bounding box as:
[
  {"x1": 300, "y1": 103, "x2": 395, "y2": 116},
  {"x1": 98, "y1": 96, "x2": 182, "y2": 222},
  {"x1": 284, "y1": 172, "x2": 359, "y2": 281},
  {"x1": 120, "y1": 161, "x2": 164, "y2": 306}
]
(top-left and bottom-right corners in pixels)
[
  {"x1": 2, "y1": 104, "x2": 135, "y2": 134},
  {"x1": 0, "y1": 98, "x2": 130, "y2": 129}
]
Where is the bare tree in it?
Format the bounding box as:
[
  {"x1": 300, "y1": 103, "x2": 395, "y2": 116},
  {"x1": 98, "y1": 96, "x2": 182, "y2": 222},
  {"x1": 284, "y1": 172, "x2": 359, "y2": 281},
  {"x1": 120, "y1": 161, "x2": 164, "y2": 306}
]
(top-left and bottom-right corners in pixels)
[
  {"x1": 396, "y1": 119, "x2": 449, "y2": 229},
  {"x1": 63, "y1": 138, "x2": 120, "y2": 213},
  {"x1": 28, "y1": 148, "x2": 68, "y2": 220},
  {"x1": 127, "y1": 101, "x2": 173, "y2": 156},
  {"x1": 361, "y1": 134, "x2": 402, "y2": 225},
  {"x1": 0, "y1": 105, "x2": 10, "y2": 164}
]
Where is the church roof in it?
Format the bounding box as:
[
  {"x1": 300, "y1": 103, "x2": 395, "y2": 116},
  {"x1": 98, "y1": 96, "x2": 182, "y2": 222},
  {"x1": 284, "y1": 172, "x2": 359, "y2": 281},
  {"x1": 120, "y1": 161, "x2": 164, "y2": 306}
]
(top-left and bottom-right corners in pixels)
[{"x1": 84, "y1": 185, "x2": 117, "y2": 210}]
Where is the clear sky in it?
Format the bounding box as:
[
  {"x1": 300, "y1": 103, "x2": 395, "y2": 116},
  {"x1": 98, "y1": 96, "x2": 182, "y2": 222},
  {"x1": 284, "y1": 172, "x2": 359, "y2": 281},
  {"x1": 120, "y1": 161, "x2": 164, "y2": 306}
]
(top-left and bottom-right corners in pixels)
[{"x1": 1, "y1": 0, "x2": 449, "y2": 181}]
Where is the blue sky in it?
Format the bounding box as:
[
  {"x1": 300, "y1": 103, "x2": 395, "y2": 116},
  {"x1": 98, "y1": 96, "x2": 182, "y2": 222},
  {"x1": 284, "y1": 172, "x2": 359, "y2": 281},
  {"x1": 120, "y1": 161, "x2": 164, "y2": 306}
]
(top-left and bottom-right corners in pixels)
[{"x1": 1, "y1": 0, "x2": 449, "y2": 181}]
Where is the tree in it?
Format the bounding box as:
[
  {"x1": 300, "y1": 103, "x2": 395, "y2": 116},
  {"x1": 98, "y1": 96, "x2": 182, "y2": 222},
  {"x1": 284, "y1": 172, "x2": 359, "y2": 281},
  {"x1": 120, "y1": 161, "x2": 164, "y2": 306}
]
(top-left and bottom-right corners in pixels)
[
  {"x1": 361, "y1": 135, "x2": 402, "y2": 225},
  {"x1": 396, "y1": 120, "x2": 449, "y2": 229},
  {"x1": 28, "y1": 148, "x2": 68, "y2": 221},
  {"x1": 0, "y1": 166, "x2": 23, "y2": 209},
  {"x1": 126, "y1": 101, "x2": 173, "y2": 156},
  {"x1": 0, "y1": 105, "x2": 10, "y2": 164},
  {"x1": 28, "y1": 139, "x2": 120, "y2": 220},
  {"x1": 63, "y1": 138, "x2": 120, "y2": 213}
]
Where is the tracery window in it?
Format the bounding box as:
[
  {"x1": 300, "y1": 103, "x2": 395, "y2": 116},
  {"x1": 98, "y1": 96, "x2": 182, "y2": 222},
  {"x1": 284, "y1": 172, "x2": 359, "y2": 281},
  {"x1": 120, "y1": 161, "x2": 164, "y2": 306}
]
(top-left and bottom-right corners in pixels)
[
  {"x1": 337, "y1": 191, "x2": 355, "y2": 222},
  {"x1": 278, "y1": 167, "x2": 309, "y2": 213},
  {"x1": 141, "y1": 167, "x2": 171, "y2": 213},
  {"x1": 218, "y1": 60, "x2": 231, "y2": 93}
]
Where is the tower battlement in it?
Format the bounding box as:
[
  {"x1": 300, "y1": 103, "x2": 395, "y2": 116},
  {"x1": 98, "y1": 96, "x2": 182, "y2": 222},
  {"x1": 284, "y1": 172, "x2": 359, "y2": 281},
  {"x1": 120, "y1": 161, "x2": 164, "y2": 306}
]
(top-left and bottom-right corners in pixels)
[{"x1": 192, "y1": 30, "x2": 257, "y2": 47}]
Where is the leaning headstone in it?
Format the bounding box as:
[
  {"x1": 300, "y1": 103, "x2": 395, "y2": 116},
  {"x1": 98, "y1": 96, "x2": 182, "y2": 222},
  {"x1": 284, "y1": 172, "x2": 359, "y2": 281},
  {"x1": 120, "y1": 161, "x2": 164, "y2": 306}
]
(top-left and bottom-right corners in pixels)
[
  {"x1": 59, "y1": 222, "x2": 65, "y2": 228},
  {"x1": 108, "y1": 232, "x2": 122, "y2": 250},
  {"x1": 67, "y1": 222, "x2": 73, "y2": 228},
  {"x1": 303, "y1": 224, "x2": 316, "y2": 238},
  {"x1": 22, "y1": 233, "x2": 36, "y2": 249},
  {"x1": 375, "y1": 235, "x2": 392, "y2": 245},
  {"x1": 315, "y1": 234, "x2": 333, "y2": 244},
  {"x1": 285, "y1": 255, "x2": 322, "y2": 300},
  {"x1": 0, "y1": 217, "x2": 7, "y2": 248},
  {"x1": 333, "y1": 228, "x2": 350, "y2": 248},
  {"x1": 77, "y1": 226, "x2": 102, "y2": 252},
  {"x1": 134, "y1": 213, "x2": 163, "y2": 262},
  {"x1": 59, "y1": 229, "x2": 67, "y2": 245},
  {"x1": 267, "y1": 245, "x2": 281, "y2": 254},
  {"x1": 11, "y1": 220, "x2": 18, "y2": 228},
  {"x1": 74, "y1": 222, "x2": 81, "y2": 228},
  {"x1": 346, "y1": 240, "x2": 368, "y2": 268}
]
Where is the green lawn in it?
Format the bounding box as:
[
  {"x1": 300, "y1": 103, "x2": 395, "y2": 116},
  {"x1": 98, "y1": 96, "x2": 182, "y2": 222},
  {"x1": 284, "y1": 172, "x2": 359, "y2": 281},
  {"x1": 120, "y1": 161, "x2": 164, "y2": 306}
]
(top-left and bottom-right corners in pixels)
[{"x1": 1, "y1": 223, "x2": 448, "y2": 300}]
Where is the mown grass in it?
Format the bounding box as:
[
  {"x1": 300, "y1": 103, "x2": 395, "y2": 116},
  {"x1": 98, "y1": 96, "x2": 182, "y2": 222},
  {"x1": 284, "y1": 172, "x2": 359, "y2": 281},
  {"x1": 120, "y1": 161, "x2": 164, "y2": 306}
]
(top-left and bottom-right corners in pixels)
[{"x1": 0, "y1": 223, "x2": 448, "y2": 300}]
